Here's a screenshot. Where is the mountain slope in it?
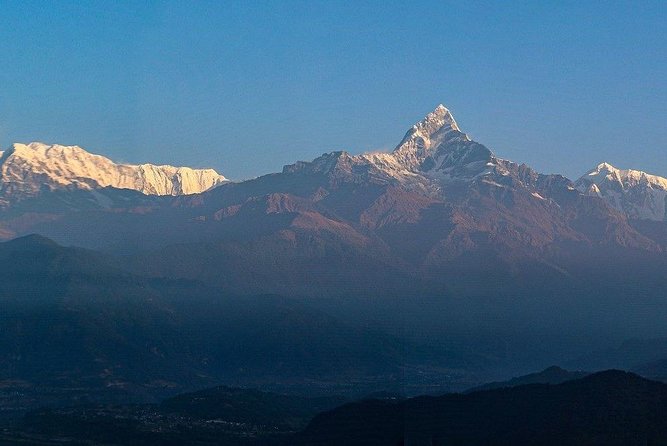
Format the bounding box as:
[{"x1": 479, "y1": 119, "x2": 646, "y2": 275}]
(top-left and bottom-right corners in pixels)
[
  {"x1": 0, "y1": 142, "x2": 227, "y2": 205},
  {"x1": 576, "y1": 162, "x2": 667, "y2": 221},
  {"x1": 466, "y1": 366, "x2": 589, "y2": 393},
  {"x1": 298, "y1": 371, "x2": 667, "y2": 446},
  {"x1": 0, "y1": 235, "x2": 415, "y2": 414}
]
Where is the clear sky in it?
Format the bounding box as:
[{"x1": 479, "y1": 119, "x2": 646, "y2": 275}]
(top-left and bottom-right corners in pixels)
[{"x1": 1, "y1": 1, "x2": 666, "y2": 180}]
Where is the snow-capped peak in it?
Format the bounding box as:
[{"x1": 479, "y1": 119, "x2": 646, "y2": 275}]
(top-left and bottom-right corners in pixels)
[
  {"x1": 594, "y1": 162, "x2": 616, "y2": 172},
  {"x1": 391, "y1": 104, "x2": 470, "y2": 170},
  {"x1": 582, "y1": 162, "x2": 667, "y2": 190},
  {"x1": 585, "y1": 162, "x2": 617, "y2": 177},
  {"x1": 0, "y1": 142, "x2": 228, "y2": 201},
  {"x1": 284, "y1": 104, "x2": 504, "y2": 191},
  {"x1": 576, "y1": 162, "x2": 667, "y2": 221},
  {"x1": 408, "y1": 104, "x2": 461, "y2": 139}
]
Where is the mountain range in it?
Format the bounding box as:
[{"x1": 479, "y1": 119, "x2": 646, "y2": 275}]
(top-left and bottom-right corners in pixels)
[
  {"x1": 0, "y1": 142, "x2": 227, "y2": 207},
  {"x1": 2, "y1": 105, "x2": 665, "y2": 220},
  {"x1": 1, "y1": 105, "x2": 664, "y2": 299},
  {"x1": 1, "y1": 104, "x2": 667, "y2": 421}
]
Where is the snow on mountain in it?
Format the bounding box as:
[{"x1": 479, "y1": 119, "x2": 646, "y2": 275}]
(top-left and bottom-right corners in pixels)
[
  {"x1": 283, "y1": 104, "x2": 552, "y2": 198},
  {"x1": 576, "y1": 162, "x2": 667, "y2": 221},
  {"x1": 0, "y1": 105, "x2": 661, "y2": 280},
  {"x1": 0, "y1": 142, "x2": 227, "y2": 202},
  {"x1": 391, "y1": 104, "x2": 469, "y2": 170}
]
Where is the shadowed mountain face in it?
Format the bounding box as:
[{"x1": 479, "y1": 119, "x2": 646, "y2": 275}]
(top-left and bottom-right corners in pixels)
[
  {"x1": 0, "y1": 235, "x2": 427, "y2": 414},
  {"x1": 9, "y1": 234, "x2": 649, "y2": 422},
  {"x1": 465, "y1": 366, "x2": 589, "y2": 393},
  {"x1": 568, "y1": 338, "x2": 667, "y2": 383},
  {"x1": 298, "y1": 371, "x2": 667, "y2": 446}
]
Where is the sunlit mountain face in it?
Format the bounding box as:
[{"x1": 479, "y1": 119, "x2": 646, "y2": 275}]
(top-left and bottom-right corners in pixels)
[{"x1": 0, "y1": 142, "x2": 227, "y2": 204}]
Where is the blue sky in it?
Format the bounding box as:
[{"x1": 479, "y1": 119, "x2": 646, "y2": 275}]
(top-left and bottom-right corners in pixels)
[{"x1": 1, "y1": 1, "x2": 666, "y2": 180}]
